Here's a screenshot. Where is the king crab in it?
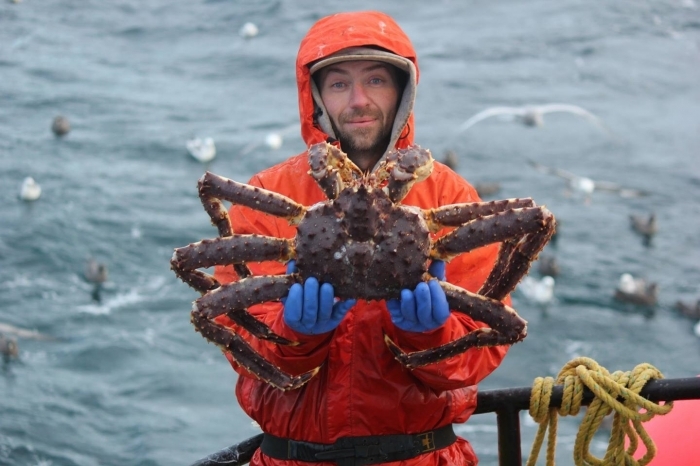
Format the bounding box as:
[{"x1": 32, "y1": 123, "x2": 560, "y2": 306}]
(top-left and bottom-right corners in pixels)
[{"x1": 171, "y1": 142, "x2": 556, "y2": 390}]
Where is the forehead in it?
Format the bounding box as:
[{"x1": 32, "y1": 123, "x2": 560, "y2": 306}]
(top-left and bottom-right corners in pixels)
[{"x1": 316, "y1": 60, "x2": 396, "y2": 81}]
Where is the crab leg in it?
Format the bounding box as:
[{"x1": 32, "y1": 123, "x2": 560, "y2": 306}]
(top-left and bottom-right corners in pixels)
[
  {"x1": 431, "y1": 205, "x2": 555, "y2": 297},
  {"x1": 171, "y1": 235, "x2": 294, "y2": 294},
  {"x1": 198, "y1": 172, "x2": 306, "y2": 279},
  {"x1": 385, "y1": 281, "x2": 527, "y2": 369},
  {"x1": 193, "y1": 274, "x2": 300, "y2": 345},
  {"x1": 431, "y1": 206, "x2": 550, "y2": 260},
  {"x1": 200, "y1": 172, "x2": 307, "y2": 227},
  {"x1": 173, "y1": 235, "x2": 293, "y2": 270},
  {"x1": 172, "y1": 268, "x2": 220, "y2": 294},
  {"x1": 424, "y1": 198, "x2": 536, "y2": 232},
  {"x1": 191, "y1": 312, "x2": 319, "y2": 391},
  {"x1": 479, "y1": 213, "x2": 556, "y2": 300}
]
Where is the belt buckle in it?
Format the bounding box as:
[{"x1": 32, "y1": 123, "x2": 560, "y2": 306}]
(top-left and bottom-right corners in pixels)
[{"x1": 417, "y1": 431, "x2": 435, "y2": 452}]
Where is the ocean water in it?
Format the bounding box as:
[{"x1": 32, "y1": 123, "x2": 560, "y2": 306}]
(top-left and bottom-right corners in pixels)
[{"x1": 1, "y1": 0, "x2": 699, "y2": 465}]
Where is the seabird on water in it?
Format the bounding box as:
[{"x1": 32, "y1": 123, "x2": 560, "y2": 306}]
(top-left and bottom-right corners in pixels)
[
  {"x1": 186, "y1": 137, "x2": 216, "y2": 163},
  {"x1": 614, "y1": 273, "x2": 658, "y2": 306},
  {"x1": 528, "y1": 160, "x2": 649, "y2": 202},
  {"x1": 20, "y1": 176, "x2": 41, "y2": 201}
]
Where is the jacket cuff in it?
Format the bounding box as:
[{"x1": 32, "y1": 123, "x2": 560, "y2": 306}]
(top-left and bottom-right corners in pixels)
[
  {"x1": 269, "y1": 309, "x2": 333, "y2": 372},
  {"x1": 389, "y1": 315, "x2": 456, "y2": 352}
]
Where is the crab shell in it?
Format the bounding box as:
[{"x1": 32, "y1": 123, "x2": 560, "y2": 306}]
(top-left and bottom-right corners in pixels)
[{"x1": 294, "y1": 185, "x2": 431, "y2": 300}]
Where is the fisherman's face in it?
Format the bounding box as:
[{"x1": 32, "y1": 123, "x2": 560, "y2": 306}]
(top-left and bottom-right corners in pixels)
[{"x1": 317, "y1": 60, "x2": 400, "y2": 170}]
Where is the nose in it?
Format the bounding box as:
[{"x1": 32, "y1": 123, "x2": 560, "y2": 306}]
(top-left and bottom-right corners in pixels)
[{"x1": 348, "y1": 82, "x2": 371, "y2": 107}]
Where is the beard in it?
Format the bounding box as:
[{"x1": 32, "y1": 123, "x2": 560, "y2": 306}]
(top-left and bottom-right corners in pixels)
[{"x1": 332, "y1": 108, "x2": 394, "y2": 161}]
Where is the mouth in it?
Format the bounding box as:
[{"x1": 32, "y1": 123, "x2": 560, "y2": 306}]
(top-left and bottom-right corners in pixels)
[{"x1": 344, "y1": 118, "x2": 377, "y2": 128}]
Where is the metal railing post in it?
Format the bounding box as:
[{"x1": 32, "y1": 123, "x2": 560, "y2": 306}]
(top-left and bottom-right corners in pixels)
[{"x1": 496, "y1": 406, "x2": 522, "y2": 466}]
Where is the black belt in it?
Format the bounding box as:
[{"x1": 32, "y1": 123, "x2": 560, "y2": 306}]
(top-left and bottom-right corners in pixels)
[{"x1": 260, "y1": 424, "x2": 456, "y2": 465}]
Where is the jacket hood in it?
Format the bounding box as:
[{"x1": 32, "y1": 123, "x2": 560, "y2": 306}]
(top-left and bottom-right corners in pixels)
[{"x1": 296, "y1": 11, "x2": 419, "y2": 163}]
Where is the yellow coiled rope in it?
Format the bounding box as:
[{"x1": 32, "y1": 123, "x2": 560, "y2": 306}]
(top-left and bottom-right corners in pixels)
[{"x1": 526, "y1": 357, "x2": 673, "y2": 466}]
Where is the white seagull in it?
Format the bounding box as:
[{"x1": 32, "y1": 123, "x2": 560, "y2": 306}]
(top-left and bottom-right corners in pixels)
[
  {"x1": 614, "y1": 273, "x2": 658, "y2": 306},
  {"x1": 239, "y1": 22, "x2": 259, "y2": 39},
  {"x1": 528, "y1": 160, "x2": 649, "y2": 201},
  {"x1": 20, "y1": 176, "x2": 41, "y2": 201},
  {"x1": 186, "y1": 137, "x2": 216, "y2": 163},
  {"x1": 457, "y1": 103, "x2": 612, "y2": 135},
  {"x1": 518, "y1": 275, "x2": 555, "y2": 306}
]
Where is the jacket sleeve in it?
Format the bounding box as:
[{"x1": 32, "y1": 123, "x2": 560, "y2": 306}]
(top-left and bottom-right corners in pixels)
[{"x1": 212, "y1": 175, "x2": 334, "y2": 377}]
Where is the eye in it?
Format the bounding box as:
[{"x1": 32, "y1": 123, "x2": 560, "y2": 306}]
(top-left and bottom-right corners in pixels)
[{"x1": 368, "y1": 77, "x2": 385, "y2": 86}]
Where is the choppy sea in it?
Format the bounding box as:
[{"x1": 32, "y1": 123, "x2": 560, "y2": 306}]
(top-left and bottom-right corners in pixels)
[{"x1": 1, "y1": 0, "x2": 699, "y2": 465}]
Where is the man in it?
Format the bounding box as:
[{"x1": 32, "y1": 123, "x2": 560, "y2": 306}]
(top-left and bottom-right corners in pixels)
[{"x1": 214, "y1": 11, "x2": 510, "y2": 466}]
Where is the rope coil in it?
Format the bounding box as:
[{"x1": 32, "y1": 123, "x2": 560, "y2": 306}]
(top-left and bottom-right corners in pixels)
[{"x1": 526, "y1": 357, "x2": 673, "y2": 466}]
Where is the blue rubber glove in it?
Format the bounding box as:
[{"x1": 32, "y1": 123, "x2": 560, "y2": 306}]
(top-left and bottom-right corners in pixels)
[
  {"x1": 387, "y1": 260, "x2": 450, "y2": 333},
  {"x1": 283, "y1": 260, "x2": 356, "y2": 335}
]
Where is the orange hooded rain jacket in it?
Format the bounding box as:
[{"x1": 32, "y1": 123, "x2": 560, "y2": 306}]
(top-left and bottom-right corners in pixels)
[{"x1": 213, "y1": 11, "x2": 510, "y2": 466}]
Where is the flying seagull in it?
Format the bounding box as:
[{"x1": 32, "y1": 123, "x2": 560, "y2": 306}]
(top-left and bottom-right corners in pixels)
[
  {"x1": 457, "y1": 103, "x2": 612, "y2": 135},
  {"x1": 528, "y1": 160, "x2": 649, "y2": 201}
]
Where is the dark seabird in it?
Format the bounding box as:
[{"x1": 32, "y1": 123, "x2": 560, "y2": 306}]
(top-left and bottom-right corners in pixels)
[
  {"x1": 52, "y1": 115, "x2": 71, "y2": 137},
  {"x1": 675, "y1": 300, "x2": 700, "y2": 319},
  {"x1": 537, "y1": 254, "x2": 560, "y2": 277},
  {"x1": 630, "y1": 212, "x2": 657, "y2": 246},
  {"x1": 85, "y1": 257, "x2": 108, "y2": 302},
  {"x1": 0, "y1": 334, "x2": 19, "y2": 363}
]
